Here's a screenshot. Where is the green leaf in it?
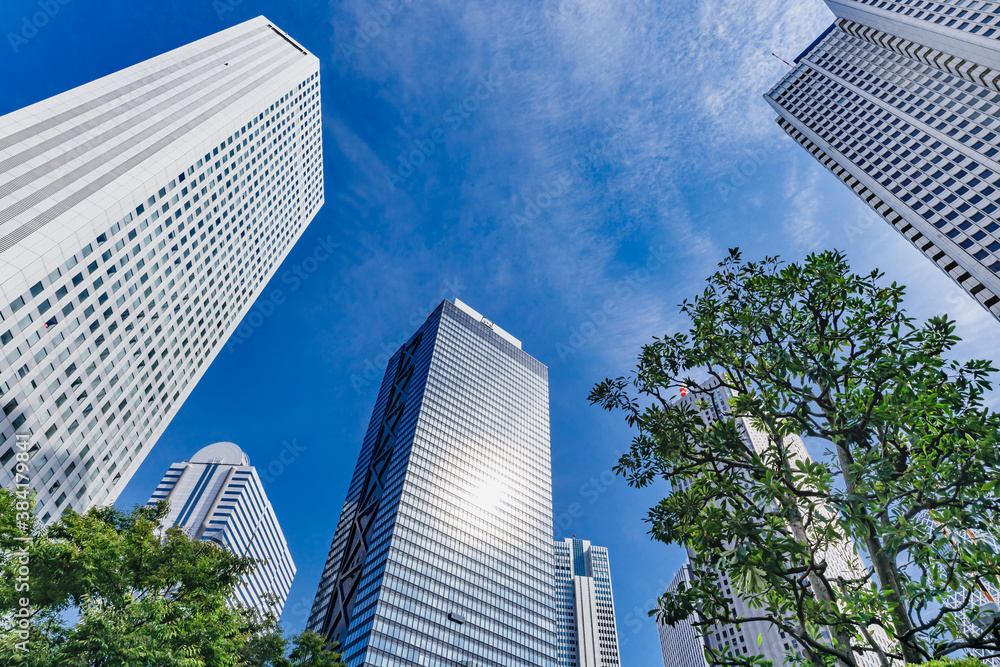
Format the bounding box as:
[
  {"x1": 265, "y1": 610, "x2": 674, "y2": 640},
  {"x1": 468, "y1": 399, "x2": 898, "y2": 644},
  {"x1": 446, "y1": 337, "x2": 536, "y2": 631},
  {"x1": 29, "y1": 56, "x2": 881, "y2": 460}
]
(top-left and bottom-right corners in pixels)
[{"x1": 590, "y1": 247, "x2": 1000, "y2": 666}]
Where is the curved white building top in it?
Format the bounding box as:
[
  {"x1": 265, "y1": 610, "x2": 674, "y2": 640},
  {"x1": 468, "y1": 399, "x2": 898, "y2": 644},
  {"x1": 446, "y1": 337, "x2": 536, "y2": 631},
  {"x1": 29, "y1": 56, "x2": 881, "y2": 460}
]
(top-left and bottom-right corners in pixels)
[
  {"x1": 148, "y1": 440, "x2": 295, "y2": 618},
  {"x1": 189, "y1": 441, "x2": 250, "y2": 466}
]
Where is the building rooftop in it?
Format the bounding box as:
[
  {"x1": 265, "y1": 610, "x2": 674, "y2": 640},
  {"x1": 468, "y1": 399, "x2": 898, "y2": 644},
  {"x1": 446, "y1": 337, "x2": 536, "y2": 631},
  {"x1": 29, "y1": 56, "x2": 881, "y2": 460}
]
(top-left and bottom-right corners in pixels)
[
  {"x1": 189, "y1": 442, "x2": 250, "y2": 466},
  {"x1": 453, "y1": 298, "x2": 522, "y2": 349}
]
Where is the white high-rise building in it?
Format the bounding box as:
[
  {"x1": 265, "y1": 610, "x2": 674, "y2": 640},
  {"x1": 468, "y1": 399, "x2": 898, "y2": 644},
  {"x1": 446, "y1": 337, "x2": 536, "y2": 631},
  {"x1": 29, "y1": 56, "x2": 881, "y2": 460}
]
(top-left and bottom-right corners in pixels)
[
  {"x1": 147, "y1": 441, "x2": 296, "y2": 618},
  {"x1": 657, "y1": 554, "x2": 801, "y2": 667},
  {"x1": 657, "y1": 563, "x2": 708, "y2": 667},
  {"x1": 554, "y1": 537, "x2": 621, "y2": 667},
  {"x1": 766, "y1": 0, "x2": 1000, "y2": 320},
  {"x1": 767, "y1": 3, "x2": 1000, "y2": 654},
  {"x1": 0, "y1": 17, "x2": 323, "y2": 523},
  {"x1": 655, "y1": 382, "x2": 890, "y2": 667}
]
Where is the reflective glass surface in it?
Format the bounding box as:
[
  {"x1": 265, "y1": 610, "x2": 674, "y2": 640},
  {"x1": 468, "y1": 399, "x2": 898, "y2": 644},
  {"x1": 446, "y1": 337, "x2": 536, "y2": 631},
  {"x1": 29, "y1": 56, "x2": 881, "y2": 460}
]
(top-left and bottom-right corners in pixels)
[{"x1": 310, "y1": 300, "x2": 557, "y2": 667}]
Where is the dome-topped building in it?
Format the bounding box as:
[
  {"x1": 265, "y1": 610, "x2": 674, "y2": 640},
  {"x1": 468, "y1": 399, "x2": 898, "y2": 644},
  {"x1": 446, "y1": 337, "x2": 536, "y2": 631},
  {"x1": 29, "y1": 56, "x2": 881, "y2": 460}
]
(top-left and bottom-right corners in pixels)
[
  {"x1": 148, "y1": 442, "x2": 295, "y2": 618},
  {"x1": 189, "y1": 441, "x2": 250, "y2": 467}
]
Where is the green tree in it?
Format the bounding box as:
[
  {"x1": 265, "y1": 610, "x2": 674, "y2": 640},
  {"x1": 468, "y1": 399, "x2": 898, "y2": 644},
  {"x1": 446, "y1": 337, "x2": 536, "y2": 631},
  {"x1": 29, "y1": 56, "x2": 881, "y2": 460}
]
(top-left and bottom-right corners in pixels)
[
  {"x1": 906, "y1": 660, "x2": 990, "y2": 667},
  {"x1": 591, "y1": 249, "x2": 1000, "y2": 667},
  {"x1": 0, "y1": 492, "x2": 344, "y2": 667}
]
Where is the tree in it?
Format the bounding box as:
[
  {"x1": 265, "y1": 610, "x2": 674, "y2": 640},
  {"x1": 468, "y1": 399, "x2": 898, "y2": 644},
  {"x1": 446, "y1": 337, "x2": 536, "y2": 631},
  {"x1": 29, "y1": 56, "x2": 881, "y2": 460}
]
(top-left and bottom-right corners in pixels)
[
  {"x1": 0, "y1": 492, "x2": 344, "y2": 667},
  {"x1": 591, "y1": 249, "x2": 1000, "y2": 667}
]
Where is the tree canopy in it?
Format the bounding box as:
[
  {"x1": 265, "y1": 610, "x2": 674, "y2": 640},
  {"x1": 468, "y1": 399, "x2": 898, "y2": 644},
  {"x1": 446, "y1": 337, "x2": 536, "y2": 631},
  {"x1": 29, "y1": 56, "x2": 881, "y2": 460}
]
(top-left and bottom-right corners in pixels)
[
  {"x1": 591, "y1": 249, "x2": 1000, "y2": 667},
  {"x1": 0, "y1": 491, "x2": 343, "y2": 667}
]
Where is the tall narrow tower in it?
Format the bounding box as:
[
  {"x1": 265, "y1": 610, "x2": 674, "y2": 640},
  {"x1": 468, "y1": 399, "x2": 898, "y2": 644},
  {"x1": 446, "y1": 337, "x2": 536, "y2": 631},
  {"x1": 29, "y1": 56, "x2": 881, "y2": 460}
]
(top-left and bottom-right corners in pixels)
[
  {"x1": 147, "y1": 441, "x2": 296, "y2": 619},
  {"x1": 553, "y1": 537, "x2": 621, "y2": 667},
  {"x1": 308, "y1": 299, "x2": 558, "y2": 667},
  {"x1": 766, "y1": 0, "x2": 1000, "y2": 320},
  {"x1": 0, "y1": 16, "x2": 323, "y2": 523}
]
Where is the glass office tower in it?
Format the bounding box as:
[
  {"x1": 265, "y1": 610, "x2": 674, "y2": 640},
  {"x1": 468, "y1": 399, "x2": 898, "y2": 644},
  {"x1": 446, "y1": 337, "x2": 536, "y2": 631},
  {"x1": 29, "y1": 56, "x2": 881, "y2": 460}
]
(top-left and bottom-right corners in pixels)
[
  {"x1": 656, "y1": 556, "x2": 799, "y2": 667},
  {"x1": 766, "y1": 0, "x2": 1000, "y2": 320},
  {"x1": 656, "y1": 563, "x2": 709, "y2": 667},
  {"x1": 307, "y1": 299, "x2": 558, "y2": 667}
]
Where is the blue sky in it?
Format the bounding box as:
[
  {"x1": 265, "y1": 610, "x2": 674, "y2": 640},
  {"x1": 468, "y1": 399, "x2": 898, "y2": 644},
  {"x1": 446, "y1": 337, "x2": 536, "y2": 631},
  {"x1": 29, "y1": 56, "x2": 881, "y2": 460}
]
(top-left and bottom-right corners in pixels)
[{"x1": 3, "y1": 0, "x2": 999, "y2": 664}]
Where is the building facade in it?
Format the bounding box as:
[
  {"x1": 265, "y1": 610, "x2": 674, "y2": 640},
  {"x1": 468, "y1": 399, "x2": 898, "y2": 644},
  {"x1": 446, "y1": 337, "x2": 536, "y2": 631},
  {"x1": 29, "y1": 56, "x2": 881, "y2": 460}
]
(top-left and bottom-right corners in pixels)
[
  {"x1": 147, "y1": 441, "x2": 296, "y2": 618},
  {"x1": 656, "y1": 562, "x2": 708, "y2": 667},
  {"x1": 657, "y1": 555, "x2": 801, "y2": 667},
  {"x1": 553, "y1": 537, "x2": 621, "y2": 667},
  {"x1": 0, "y1": 16, "x2": 323, "y2": 523},
  {"x1": 307, "y1": 299, "x2": 558, "y2": 667},
  {"x1": 655, "y1": 382, "x2": 887, "y2": 667},
  {"x1": 766, "y1": 0, "x2": 1000, "y2": 320},
  {"x1": 916, "y1": 514, "x2": 1000, "y2": 667}
]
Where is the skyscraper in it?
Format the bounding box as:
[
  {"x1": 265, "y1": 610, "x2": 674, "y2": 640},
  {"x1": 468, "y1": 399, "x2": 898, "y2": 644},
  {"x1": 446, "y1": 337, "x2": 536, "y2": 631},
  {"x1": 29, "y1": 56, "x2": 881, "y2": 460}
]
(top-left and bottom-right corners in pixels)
[
  {"x1": 307, "y1": 299, "x2": 558, "y2": 667},
  {"x1": 916, "y1": 514, "x2": 1000, "y2": 667},
  {"x1": 656, "y1": 555, "x2": 798, "y2": 667},
  {"x1": 766, "y1": 0, "x2": 1000, "y2": 320},
  {"x1": 553, "y1": 537, "x2": 621, "y2": 667},
  {"x1": 656, "y1": 562, "x2": 708, "y2": 667},
  {"x1": 147, "y1": 441, "x2": 296, "y2": 618},
  {"x1": 0, "y1": 16, "x2": 323, "y2": 523},
  {"x1": 654, "y1": 382, "x2": 889, "y2": 667}
]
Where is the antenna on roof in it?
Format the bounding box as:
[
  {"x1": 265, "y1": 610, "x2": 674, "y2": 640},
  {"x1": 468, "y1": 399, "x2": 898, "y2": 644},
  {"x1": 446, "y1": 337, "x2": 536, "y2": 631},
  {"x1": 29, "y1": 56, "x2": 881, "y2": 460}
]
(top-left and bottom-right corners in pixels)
[{"x1": 771, "y1": 52, "x2": 793, "y2": 67}]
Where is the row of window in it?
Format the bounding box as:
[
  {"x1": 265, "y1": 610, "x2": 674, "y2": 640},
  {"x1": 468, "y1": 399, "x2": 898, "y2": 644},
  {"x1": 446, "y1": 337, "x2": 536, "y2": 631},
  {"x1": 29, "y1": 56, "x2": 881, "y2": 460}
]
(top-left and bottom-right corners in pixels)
[
  {"x1": 0, "y1": 68, "x2": 322, "y2": 520},
  {"x1": 854, "y1": 0, "x2": 1000, "y2": 38},
  {"x1": 771, "y1": 28, "x2": 1000, "y2": 271}
]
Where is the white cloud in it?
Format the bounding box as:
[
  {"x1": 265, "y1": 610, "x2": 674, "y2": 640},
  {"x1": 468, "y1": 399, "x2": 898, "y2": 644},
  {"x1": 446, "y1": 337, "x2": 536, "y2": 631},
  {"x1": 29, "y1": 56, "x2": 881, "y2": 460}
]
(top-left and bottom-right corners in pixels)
[
  {"x1": 686, "y1": 0, "x2": 833, "y2": 149},
  {"x1": 319, "y1": 0, "x2": 999, "y2": 378},
  {"x1": 783, "y1": 156, "x2": 830, "y2": 252}
]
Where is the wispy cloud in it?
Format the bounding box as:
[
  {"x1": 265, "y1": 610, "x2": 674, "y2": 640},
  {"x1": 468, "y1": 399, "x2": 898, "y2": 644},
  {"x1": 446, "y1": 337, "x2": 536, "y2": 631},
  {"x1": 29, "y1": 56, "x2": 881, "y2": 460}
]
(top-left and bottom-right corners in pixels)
[
  {"x1": 783, "y1": 156, "x2": 830, "y2": 252},
  {"x1": 686, "y1": 0, "x2": 832, "y2": 150},
  {"x1": 311, "y1": 0, "x2": 844, "y2": 380}
]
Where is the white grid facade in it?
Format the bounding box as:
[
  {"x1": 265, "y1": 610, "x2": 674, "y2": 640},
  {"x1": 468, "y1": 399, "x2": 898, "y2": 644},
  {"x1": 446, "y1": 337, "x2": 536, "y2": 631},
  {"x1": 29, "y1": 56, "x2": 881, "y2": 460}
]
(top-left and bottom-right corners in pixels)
[
  {"x1": 842, "y1": 0, "x2": 1000, "y2": 34},
  {"x1": 657, "y1": 563, "x2": 708, "y2": 667},
  {"x1": 766, "y1": 1, "x2": 1000, "y2": 320},
  {"x1": 912, "y1": 513, "x2": 1000, "y2": 667},
  {"x1": 147, "y1": 442, "x2": 296, "y2": 618},
  {"x1": 825, "y1": 0, "x2": 1000, "y2": 70},
  {"x1": 656, "y1": 555, "x2": 797, "y2": 667},
  {"x1": 0, "y1": 16, "x2": 323, "y2": 523},
  {"x1": 656, "y1": 384, "x2": 888, "y2": 667},
  {"x1": 554, "y1": 538, "x2": 621, "y2": 667}
]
